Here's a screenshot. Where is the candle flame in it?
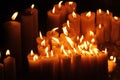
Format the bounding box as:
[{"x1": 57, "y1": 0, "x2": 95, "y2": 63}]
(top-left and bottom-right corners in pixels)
[
  {"x1": 68, "y1": 1, "x2": 73, "y2": 5},
  {"x1": 65, "y1": 36, "x2": 74, "y2": 48},
  {"x1": 98, "y1": 9, "x2": 102, "y2": 14},
  {"x1": 62, "y1": 46, "x2": 68, "y2": 56},
  {"x1": 58, "y1": 1, "x2": 63, "y2": 8},
  {"x1": 52, "y1": 27, "x2": 59, "y2": 32},
  {"x1": 113, "y1": 57, "x2": 116, "y2": 63},
  {"x1": 73, "y1": 48, "x2": 77, "y2": 54},
  {"x1": 72, "y1": 11, "x2": 77, "y2": 18},
  {"x1": 114, "y1": 16, "x2": 118, "y2": 20},
  {"x1": 110, "y1": 56, "x2": 116, "y2": 63},
  {"x1": 77, "y1": 36, "x2": 79, "y2": 41},
  {"x1": 52, "y1": 6, "x2": 55, "y2": 14},
  {"x1": 30, "y1": 50, "x2": 34, "y2": 56},
  {"x1": 102, "y1": 48, "x2": 107, "y2": 54},
  {"x1": 86, "y1": 11, "x2": 91, "y2": 17},
  {"x1": 39, "y1": 31, "x2": 43, "y2": 40},
  {"x1": 52, "y1": 37, "x2": 60, "y2": 44},
  {"x1": 6, "y1": 49, "x2": 10, "y2": 56},
  {"x1": 98, "y1": 24, "x2": 102, "y2": 29},
  {"x1": 50, "y1": 50, "x2": 54, "y2": 57},
  {"x1": 91, "y1": 38, "x2": 95, "y2": 43},
  {"x1": 80, "y1": 35, "x2": 84, "y2": 43},
  {"x1": 110, "y1": 56, "x2": 114, "y2": 60},
  {"x1": 93, "y1": 48, "x2": 99, "y2": 55},
  {"x1": 33, "y1": 55, "x2": 38, "y2": 61},
  {"x1": 31, "y1": 4, "x2": 34, "y2": 9},
  {"x1": 106, "y1": 10, "x2": 109, "y2": 15},
  {"x1": 45, "y1": 47, "x2": 49, "y2": 58},
  {"x1": 62, "y1": 26, "x2": 68, "y2": 36},
  {"x1": 41, "y1": 39, "x2": 45, "y2": 46},
  {"x1": 11, "y1": 12, "x2": 18, "y2": 20},
  {"x1": 67, "y1": 20, "x2": 70, "y2": 28},
  {"x1": 90, "y1": 31, "x2": 94, "y2": 36}
]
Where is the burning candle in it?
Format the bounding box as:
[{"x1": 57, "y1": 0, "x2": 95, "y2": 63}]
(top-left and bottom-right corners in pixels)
[
  {"x1": 68, "y1": 11, "x2": 81, "y2": 35},
  {"x1": 3, "y1": 12, "x2": 22, "y2": 77},
  {"x1": 4, "y1": 49, "x2": 16, "y2": 80},
  {"x1": 65, "y1": 1, "x2": 77, "y2": 14},
  {"x1": 111, "y1": 16, "x2": 120, "y2": 43},
  {"x1": 54, "y1": 1, "x2": 67, "y2": 24},
  {"x1": 95, "y1": 24, "x2": 105, "y2": 44},
  {"x1": 81, "y1": 11, "x2": 95, "y2": 36},
  {"x1": 47, "y1": 6, "x2": 62, "y2": 31},
  {"x1": 21, "y1": 4, "x2": 38, "y2": 60},
  {"x1": 108, "y1": 56, "x2": 117, "y2": 73}
]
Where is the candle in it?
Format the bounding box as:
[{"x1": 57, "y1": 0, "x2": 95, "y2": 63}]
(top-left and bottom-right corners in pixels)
[
  {"x1": 47, "y1": 6, "x2": 62, "y2": 31},
  {"x1": 3, "y1": 12, "x2": 22, "y2": 78},
  {"x1": 54, "y1": 1, "x2": 67, "y2": 24},
  {"x1": 65, "y1": 1, "x2": 77, "y2": 14},
  {"x1": 81, "y1": 11, "x2": 95, "y2": 36},
  {"x1": 68, "y1": 11, "x2": 81, "y2": 35},
  {"x1": 108, "y1": 56, "x2": 117, "y2": 73},
  {"x1": 0, "y1": 61, "x2": 4, "y2": 80},
  {"x1": 4, "y1": 49, "x2": 16, "y2": 80},
  {"x1": 95, "y1": 24, "x2": 105, "y2": 45},
  {"x1": 103, "y1": 10, "x2": 113, "y2": 42},
  {"x1": 21, "y1": 4, "x2": 38, "y2": 64},
  {"x1": 111, "y1": 16, "x2": 120, "y2": 43},
  {"x1": 27, "y1": 53, "x2": 41, "y2": 79}
]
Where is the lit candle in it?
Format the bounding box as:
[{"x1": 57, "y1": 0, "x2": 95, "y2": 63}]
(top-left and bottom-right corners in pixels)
[
  {"x1": 54, "y1": 1, "x2": 67, "y2": 24},
  {"x1": 95, "y1": 24, "x2": 105, "y2": 45},
  {"x1": 111, "y1": 16, "x2": 120, "y2": 43},
  {"x1": 47, "y1": 6, "x2": 61, "y2": 31},
  {"x1": 3, "y1": 12, "x2": 22, "y2": 77},
  {"x1": 4, "y1": 49, "x2": 16, "y2": 80},
  {"x1": 21, "y1": 4, "x2": 38, "y2": 59},
  {"x1": 81, "y1": 11, "x2": 95, "y2": 36},
  {"x1": 108, "y1": 56, "x2": 117, "y2": 73},
  {"x1": 65, "y1": 1, "x2": 77, "y2": 14},
  {"x1": 68, "y1": 11, "x2": 81, "y2": 35}
]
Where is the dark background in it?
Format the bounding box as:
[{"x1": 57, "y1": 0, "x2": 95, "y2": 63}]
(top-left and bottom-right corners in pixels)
[{"x1": 0, "y1": 0, "x2": 120, "y2": 34}]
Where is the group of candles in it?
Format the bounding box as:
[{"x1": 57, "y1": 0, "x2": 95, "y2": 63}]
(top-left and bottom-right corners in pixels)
[{"x1": 0, "y1": 0, "x2": 119, "y2": 80}]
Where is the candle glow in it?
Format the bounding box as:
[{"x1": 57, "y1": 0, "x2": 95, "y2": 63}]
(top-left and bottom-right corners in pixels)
[
  {"x1": 86, "y1": 11, "x2": 91, "y2": 17},
  {"x1": 11, "y1": 12, "x2": 18, "y2": 20},
  {"x1": 31, "y1": 4, "x2": 35, "y2": 9},
  {"x1": 6, "y1": 49, "x2": 10, "y2": 56},
  {"x1": 58, "y1": 1, "x2": 63, "y2": 8},
  {"x1": 68, "y1": 1, "x2": 73, "y2": 5},
  {"x1": 72, "y1": 11, "x2": 77, "y2": 18}
]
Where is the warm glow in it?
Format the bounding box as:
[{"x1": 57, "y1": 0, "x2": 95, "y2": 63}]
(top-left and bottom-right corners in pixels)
[
  {"x1": 98, "y1": 9, "x2": 102, "y2": 14},
  {"x1": 31, "y1": 4, "x2": 34, "y2": 9},
  {"x1": 45, "y1": 47, "x2": 49, "y2": 58},
  {"x1": 114, "y1": 16, "x2": 118, "y2": 20},
  {"x1": 67, "y1": 50, "x2": 72, "y2": 54},
  {"x1": 52, "y1": 6, "x2": 55, "y2": 14},
  {"x1": 52, "y1": 37, "x2": 60, "y2": 44},
  {"x1": 6, "y1": 49, "x2": 10, "y2": 56},
  {"x1": 30, "y1": 50, "x2": 34, "y2": 56},
  {"x1": 33, "y1": 55, "x2": 38, "y2": 61},
  {"x1": 52, "y1": 27, "x2": 59, "y2": 32},
  {"x1": 72, "y1": 11, "x2": 77, "y2": 18},
  {"x1": 41, "y1": 40, "x2": 45, "y2": 46},
  {"x1": 68, "y1": 1, "x2": 73, "y2": 5},
  {"x1": 73, "y1": 48, "x2": 77, "y2": 54},
  {"x1": 90, "y1": 31, "x2": 94, "y2": 36},
  {"x1": 62, "y1": 26, "x2": 68, "y2": 36},
  {"x1": 77, "y1": 36, "x2": 79, "y2": 41},
  {"x1": 80, "y1": 35, "x2": 84, "y2": 43},
  {"x1": 67, "y1": 20, "x2": 70, "y2": 28},
  {"x1": 113, "y1": 57, "x2": 116, "y2": 63},
  {"x1": 93, "y1": 48, "x2": 99, "y2": 55},
  {"x1": 58, "y1": 1, "x2": 63, "y2": 8},
  {"x1": 110, "y1": 56, "x2": 116, "y2": 63},
  {"x1": 106, "y1": 10, "x2": 109, "y2": 15},
  {"x1": 62, "y1": 46, "x2": 68, "y2": 56},
  {"x1": 65, "y1": 36, "x2": 74, "y2": 48},
  {"x1": 11, "y1": 12, "x2": 18, "y2": 20},
  {"x1": 86, "y1": 11, "x2": 91, "y2": 17},
  {"x1": 91, "y1": 38, "x2": 95, "y2": 43},
  {"x1": 102, "y1": 48, "x2": 107, "y2": 54},
  {"x1": 50, "y1": 50, "x2": 54, "y2": 57},
  {"x1": 39, "y1": 31, "x2": 43, "y2": 40},
  {"x1": 98, "y1": 24, "x2": 102, "y2": 29}
]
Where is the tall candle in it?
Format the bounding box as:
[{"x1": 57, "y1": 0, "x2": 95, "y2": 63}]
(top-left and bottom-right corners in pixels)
[
  {"x1": 111, "y1": 16, "x2": 120, "y2": 43},
  {"x1": 0, "y1": 63, "x2": 4, "y2": 80},
  {"x1": 4, "y1": 50, "x2": 16, "y2": 80},
  {"x1": 3, "y1": 12, "x2": 22, "y2": 78},
  {"x1": 21, "y1": 4, "x2": 38, "y2": 70},
  {"x1": 81, "y1": 11, "x2": 95, "y2": 36},
  {"x1": 65, "y1": 1, "x2": 77, "y2": 14},
  {"x1": 68, "y1": 12, "x2": 81, "y2": 35},
  {"x1": 95, "y1": 24, "x2": 105, "y2": 45}
]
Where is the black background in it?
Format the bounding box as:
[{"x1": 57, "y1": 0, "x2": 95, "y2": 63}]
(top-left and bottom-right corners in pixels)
[{"x1": 0, "y1": 0, "x2": 120, "y2": 34}]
